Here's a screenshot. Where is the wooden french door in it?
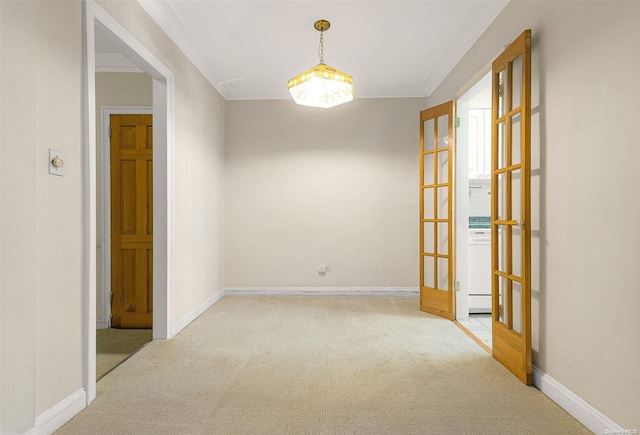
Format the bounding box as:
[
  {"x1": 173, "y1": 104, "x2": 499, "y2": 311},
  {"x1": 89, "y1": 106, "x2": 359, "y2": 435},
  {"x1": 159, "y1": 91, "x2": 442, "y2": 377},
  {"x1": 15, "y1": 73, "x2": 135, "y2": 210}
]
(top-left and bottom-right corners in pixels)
[
  {"x1": 110, "y1": 114, "x2": 153, "y2": 329},
  {"x1": 420, "y1": 101, "x2": 455, "y2": 320},
  {"x1": 491, "y1": 30, "x2": 532, "y2": 384}
]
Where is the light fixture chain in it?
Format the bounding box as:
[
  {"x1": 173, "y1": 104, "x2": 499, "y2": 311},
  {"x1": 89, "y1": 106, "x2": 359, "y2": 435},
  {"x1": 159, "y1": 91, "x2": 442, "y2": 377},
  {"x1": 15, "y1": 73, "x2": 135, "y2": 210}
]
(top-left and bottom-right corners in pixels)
[{"x1": 318, "y1": 31, "x2": 325, "y2": 64}]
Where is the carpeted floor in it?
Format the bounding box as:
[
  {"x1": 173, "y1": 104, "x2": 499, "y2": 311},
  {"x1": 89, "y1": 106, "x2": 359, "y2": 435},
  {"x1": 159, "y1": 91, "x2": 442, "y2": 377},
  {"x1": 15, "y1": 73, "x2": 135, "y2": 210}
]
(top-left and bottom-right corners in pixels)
[
  {"x1": 96, "y1": 328, "x2": 153, "y2": 380},
  {"x1": 59, "y1": 297, "x2": 590, "y2": 434}
]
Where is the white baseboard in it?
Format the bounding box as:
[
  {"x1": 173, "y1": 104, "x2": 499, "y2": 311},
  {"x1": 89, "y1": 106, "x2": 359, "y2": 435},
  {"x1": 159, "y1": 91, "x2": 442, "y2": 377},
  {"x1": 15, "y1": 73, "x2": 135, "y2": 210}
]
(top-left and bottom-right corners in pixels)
[
  {"x1": 96, "y1": 320, "x2": 109, "y2": 330},
  {"x1": 533, "y1": 366, "x2": 624, "y2": 434},
  {"x1": 223, "y1": 287, "x2": 420, "y2": 298},
  {"x1": 172, "y1": 289, "x2": 224, "y2": 336},
  {"x1": 23, "y1": 388, "x2": 86, "y2": 435}
]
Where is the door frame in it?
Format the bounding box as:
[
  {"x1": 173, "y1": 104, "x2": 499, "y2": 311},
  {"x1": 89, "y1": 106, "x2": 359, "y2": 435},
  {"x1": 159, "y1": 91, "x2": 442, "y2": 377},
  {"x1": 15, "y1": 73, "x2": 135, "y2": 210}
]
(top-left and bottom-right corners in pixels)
[
  {"x1": 99, "y1": 106, "x2": 153, "y2": 329},
  {"x1": 84, "y1": 0, "x2": 175, "y2": 405}
]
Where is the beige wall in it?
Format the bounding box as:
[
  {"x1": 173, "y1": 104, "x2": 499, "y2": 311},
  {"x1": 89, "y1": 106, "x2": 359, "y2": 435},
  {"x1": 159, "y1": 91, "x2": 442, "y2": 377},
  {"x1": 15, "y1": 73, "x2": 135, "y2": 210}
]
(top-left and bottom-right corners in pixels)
[
  {"x1": 225, "y1": 98, "x2": 425, "y2": 288},
  {"x1": 94, "y1": 72, "x2": 153, "y2": 324},
  {"x1": 1, "y1": 0, "x2": 226, "y2": 431},
  {"x1": 1, "y1": 1, "x2": 83, "y2": 431},
  {"x1": 428, "y1": 1, "x2": 640, "y2": 428}
]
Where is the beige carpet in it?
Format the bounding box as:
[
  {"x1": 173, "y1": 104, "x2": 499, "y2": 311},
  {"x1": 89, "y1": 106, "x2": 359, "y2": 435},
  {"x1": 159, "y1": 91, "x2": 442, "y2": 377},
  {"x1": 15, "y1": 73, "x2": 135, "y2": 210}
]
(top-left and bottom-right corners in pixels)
[
  {"x1": 96, "y1": 328, "x2": 152, "y2": 380},
  {"x1": 59, "y1": 297, "x2": 590, "y2": 434}
]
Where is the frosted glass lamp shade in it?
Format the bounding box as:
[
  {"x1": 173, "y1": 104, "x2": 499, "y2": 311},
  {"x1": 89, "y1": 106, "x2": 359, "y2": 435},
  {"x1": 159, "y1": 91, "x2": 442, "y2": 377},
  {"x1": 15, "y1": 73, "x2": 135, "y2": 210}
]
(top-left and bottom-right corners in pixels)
[{"x1": 288, "y1": 63, "x2": 354, "y2": 109}]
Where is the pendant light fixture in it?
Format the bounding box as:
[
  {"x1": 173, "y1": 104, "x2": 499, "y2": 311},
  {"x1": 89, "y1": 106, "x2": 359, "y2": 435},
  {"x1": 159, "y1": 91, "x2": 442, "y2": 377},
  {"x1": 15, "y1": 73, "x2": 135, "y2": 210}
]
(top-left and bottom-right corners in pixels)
[{"x1": 288, "y1": 20, "x2": 354, "y2": 109}]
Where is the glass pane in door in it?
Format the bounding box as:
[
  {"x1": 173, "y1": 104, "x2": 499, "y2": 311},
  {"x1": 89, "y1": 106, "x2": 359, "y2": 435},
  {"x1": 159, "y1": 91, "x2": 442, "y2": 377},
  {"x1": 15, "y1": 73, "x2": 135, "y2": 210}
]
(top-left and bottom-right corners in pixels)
[
  {"x1": 424, "y1": 222, "x2": 435, "y2": 252},
  {"x1": 423, "y1": 154, "x2": 434, "y2": 185},
  {"x1": 497, "y1": 68, "x2": 506, "y2": 118},
  {"x1": 512, "y1": 169, "x2": 522, "y2": 223},
  {"x1": 512, "y1": 226, "x2": 522, "y2": 278},
  {"x1": 437, "y1": 186, "x2": 449, "y2": 219},
  {"x1": 437, "y1": 116, "x2": 449, "y2": 149},
  {"x1": 512, "y1": 281, "x2": 522, "y2": 334},
  {"x1": 423, "y1": 256, "x2": 435, "y2": 288},
  {"x1": 498, "y1": 276, "x2": 507, "y2": 325},
  {"x1": 437, "y1": 222, "x2": 449, "y2": 255},
  {"x1": 497, "y1": 224, "x2": 508, "y2": 275},
  {"x1": 437, "y1": 150, "x2": 449, "y2": 184},
  {"x1": 497, "y1": 172, "x2": 508, "y2": 222},
  {"x1": 512, "y1": 113, "x2": 522, "y2": 165},
  {"x1": 424, "y1": 119, "x2": 435, "y2": 151},
  {"x1": 437, "y1": 257, "x2": 449, "y2": 291},
  {"x1": 423, "y1": 188, "x2": 434, "y2": 220},
  {"x1": 512, "y1": 55, "x2": 523, "y2": 109},
  {"x1": 497, "y1": 121, "x2": 506, "y2": 170}
]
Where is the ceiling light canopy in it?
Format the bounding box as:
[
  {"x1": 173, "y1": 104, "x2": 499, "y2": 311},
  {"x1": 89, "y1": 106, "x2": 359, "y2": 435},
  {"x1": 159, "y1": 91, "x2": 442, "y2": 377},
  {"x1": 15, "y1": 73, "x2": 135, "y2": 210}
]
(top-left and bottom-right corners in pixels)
[{"x1": 288, "y1": 20, "x2": 354, "y2": 109}]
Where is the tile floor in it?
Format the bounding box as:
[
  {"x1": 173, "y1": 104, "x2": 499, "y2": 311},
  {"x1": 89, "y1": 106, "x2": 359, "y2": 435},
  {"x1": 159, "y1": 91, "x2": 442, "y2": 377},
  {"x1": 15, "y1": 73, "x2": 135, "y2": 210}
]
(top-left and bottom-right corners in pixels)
[{"x1": 457, "y1": 313, "x2": 492, "y2": 348}]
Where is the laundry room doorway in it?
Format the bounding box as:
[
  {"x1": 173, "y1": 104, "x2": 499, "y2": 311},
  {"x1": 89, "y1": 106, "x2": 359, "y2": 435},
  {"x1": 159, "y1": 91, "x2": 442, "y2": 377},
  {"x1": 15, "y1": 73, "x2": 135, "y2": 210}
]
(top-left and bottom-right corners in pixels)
[{"x1": 454, "y1": 72, "x2": 494, "y2": 350}]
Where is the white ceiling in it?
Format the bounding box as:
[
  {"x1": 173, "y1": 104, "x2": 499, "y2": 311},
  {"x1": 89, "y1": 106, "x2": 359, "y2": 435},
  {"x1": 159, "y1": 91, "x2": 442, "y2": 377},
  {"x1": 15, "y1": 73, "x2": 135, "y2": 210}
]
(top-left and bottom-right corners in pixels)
[{"x1": 97, "y1": 1, "x2": 508, "y2": 100}]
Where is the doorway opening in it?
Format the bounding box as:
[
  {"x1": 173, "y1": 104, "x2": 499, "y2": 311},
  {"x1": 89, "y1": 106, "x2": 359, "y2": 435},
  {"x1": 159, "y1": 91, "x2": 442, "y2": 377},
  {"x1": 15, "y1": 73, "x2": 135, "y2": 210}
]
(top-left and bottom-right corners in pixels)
[
  {"x1": 97, "y1": 107, "x2": 154, "y2": 380},
  {"x1": 84, "y1": 0, "x2": 175, "y2": 404},
  {"x1": 455, "y1": 72, "x2": 493, "y2": 349}
]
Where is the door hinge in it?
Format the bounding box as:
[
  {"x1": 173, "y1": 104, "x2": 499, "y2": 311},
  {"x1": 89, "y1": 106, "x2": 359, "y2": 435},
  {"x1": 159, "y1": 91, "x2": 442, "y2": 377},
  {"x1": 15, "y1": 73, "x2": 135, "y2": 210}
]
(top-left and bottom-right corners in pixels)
[
  {"x1": 110, "y1": 292, "x2": 113, "y2": 304},
  {"x1": 455, "y1": 117, "x2": 461, "y2": 128},
  {"x1": 108, "y1": 126, "x2": 112, "y2": 137},
  {"x1": 454, "y1": 281, "x2": 461, "y2": 292}
]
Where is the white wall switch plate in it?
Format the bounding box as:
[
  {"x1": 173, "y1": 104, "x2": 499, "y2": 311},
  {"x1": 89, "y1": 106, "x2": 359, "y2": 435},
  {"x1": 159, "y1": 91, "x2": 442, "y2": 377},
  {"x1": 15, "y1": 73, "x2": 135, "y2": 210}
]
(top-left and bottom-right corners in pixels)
[{"x1": 49, "y1": 149, "x2": 64, "y2": 176}]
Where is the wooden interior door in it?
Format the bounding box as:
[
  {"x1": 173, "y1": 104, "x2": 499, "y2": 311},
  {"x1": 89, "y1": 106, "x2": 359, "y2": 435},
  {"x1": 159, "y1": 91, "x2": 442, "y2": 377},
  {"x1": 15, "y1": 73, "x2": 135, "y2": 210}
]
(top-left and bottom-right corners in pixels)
[
  {"x1": 420, "y1": 101, "x2": 455, "y2": 320},
  {"x1": 491, "y1": 30, "x2": 532, "y2": 384},
  {"x1": 111, "y1": 114, "x2": 153, "y2": 329}
]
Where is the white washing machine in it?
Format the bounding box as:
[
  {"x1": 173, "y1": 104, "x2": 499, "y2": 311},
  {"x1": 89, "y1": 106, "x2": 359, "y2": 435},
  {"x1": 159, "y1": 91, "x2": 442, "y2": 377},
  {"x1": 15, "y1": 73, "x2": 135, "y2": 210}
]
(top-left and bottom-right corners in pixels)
[{"x1": 468, "y1": 229, "x2": 491, "y2": 313}]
